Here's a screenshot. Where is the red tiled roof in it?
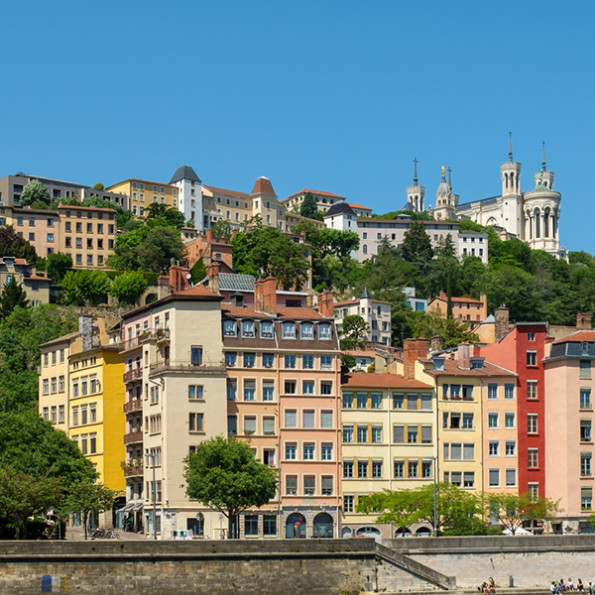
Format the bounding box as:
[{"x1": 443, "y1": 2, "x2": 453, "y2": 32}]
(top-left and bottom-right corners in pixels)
[
  {"x1": 176, "y1": 285, "x2": 220, "y2": 298},
  {"x1": 343, "y1": 372, "x2": 433, "y2": 390},
  {"x1": 344, "y1": 350, "x2": 376, "y2": 357},
  {"x1": 276, "y1": 307, "x2": 327, "y2": 320},
  {"x1": 222, "y1": 306, "x2": 272, "y2": 319},
  {"x1": 348, "y1": 203, "x2": 372, "y2": 211},
  {"x1": 251, "y1": 177, "x2": 276, "y2": 196},
  {"x1": 420, "y1": 358, "x2": 516, "y2": 377},
  {"x1": 202, "y1": 185, "x2": 250, "y2": 199},
  {"x1": 553, "y1": 330, "x2": 595, "y2": 344},
  {"x1": 58, "y1": 203, "x2": 116, "y2": 213},
  {"x1": 284, "y1": 189, "x2": 347, "y2": 201},
  {"x1": 430, "y1": 294, "x2": 483, "y2": 305},
  {"x1": 220, "y1": 305, "x2": 329, "y2": 321}
]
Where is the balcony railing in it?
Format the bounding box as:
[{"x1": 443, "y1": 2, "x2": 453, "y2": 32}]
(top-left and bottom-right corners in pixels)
[
  {"x1": 123, "y1": 431, "x2": 143, "y2": 445},
  {"x1": 123, "y1": 398, "x2": 143, "y2": 414},
  {"x1": 123, "y1": 463, "x2": 144, "y2": 478},
  {"x1": 149, "y1": 360, "x2": 226, "y2": 376},
  {"x1": 123, "y1": 368, "x2": 143, "y2": 383},
  {"x1": 120, "y1": 329, "x2": 170, "y2": 352}
]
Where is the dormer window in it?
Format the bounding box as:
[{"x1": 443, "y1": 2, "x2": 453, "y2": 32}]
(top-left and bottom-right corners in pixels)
[
  {"x1": 282, "y1": 322, "x2": 296, "y2": 339},
  {"x1": 241, "y1": 320, "x2": 255, "y2": 338},
  {"x1": 223, "y1": 320, "x2": 237, "y2": 337},
  {"x1": 260, "y1": 321, "x2": 274, "y2": 339},
  {"x1": 318, "y1": 323, "x2": 332, "y2": 340},
  {"x1": 300, "y1": 323, "x2": 314, "y2": 340},
  {"x1": 470, "y1": 357, "x2": 485, "y2": 369}
]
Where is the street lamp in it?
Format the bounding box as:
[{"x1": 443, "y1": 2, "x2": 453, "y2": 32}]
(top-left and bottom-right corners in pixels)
[
  {"x1": 146, "y1": 450, "x2": 157, "y2": 540},
  {"x1": 425, "y1": 456, "x2": 438, "y2": 537}
]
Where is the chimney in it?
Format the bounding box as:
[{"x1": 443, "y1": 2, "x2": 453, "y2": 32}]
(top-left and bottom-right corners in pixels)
[
  {"x1": 79, "y1": 316, "x2": 94, "y2": 352},
  {"x1": 402, "y1": 338, "x2": 429, "y2": 380},
  {"x1": 577, "y1": 312, "x2": 593, "y2": 330},
  {"x1": 430, "y1": 335, "x2": 443, "y2": 352},
  {"x1": 457, "y1": 343, "x2": 471, "y2": 369},
  {"x1": 494, "y1": 305, "x2": 509, "y2": 341},
  {"x1": 255, "y1": 279, "x2": 264, "y2": 311},
  {"x1": 479, "y1": 293, "x2": 488, "y2": 321},
  {"x1": 318, "y1": 289, "x2": 334, "y2": 318},
  {"x1": 206, "y1": 229, "x2": 212, "y2": 243},
  {"x1": 208, "y1": 261, "x2": 221, "y2": 295},
  {"x1": 169, "y1": 264, "x2": 190, "y2": 294},
  {"x1": 262, "y1": 276, "x2": 277, "y2": 313}
]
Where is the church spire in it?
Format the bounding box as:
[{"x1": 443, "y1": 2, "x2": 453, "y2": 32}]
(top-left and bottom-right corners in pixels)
[
  {"x1": 508, "y1": 131, "x2": 513, "y2": 162},
  {"x1": 448, "y1": 166, "x2": 452, "y2": 190},
  {"x1": 541, "y1": 141, "x2": 547, "y2": 172},
  {"x1": 413, "y1": 158, "x2": 418, "y2": 186}
]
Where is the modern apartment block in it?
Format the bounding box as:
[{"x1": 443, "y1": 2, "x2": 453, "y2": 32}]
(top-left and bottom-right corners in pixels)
[{"x1": 340, "y1": 372, "x2": 436, "y2": 539}]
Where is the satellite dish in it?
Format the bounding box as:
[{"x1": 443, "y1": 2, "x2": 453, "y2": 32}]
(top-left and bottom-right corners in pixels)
[{"x1": 186, "y1": 274, "x2": 192, "y2": 279}]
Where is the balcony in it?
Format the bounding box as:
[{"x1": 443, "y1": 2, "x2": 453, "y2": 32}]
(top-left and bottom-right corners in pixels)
[
  {"x1": 120, "y1": 329, "x2": 170, "y2": 353},
  {"x1": 123, "y1": 431, "x2": 143, "y2": 445},
  {"x1": 120, "y1": 336, "x2": 142, "y2": 353},
  {"x1": 122, "y1": 463, "x2": 144, "y2": 478},
  {"x1": 123, "y1": 398, "x2": 142, "y2": 414},
  {"x1": 149, "y1": 360, "x2": 226, "y2": 377},
  {"x1": 123, "y1": 368, "x2": 143, "y2": 383}
]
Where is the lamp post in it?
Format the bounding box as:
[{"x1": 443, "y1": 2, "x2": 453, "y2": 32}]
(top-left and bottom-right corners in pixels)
[
  {"x1": 146, "y1": 450, "x2": 157, "y2": 540},
  {"x1": 432, "y1": 455, "x2": 438, "y2": 538}
]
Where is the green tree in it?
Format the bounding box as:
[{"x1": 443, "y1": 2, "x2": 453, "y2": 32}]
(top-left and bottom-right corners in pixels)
[
  {"x1": 211, "y1": 220, "x2": 233, "y2": 241},
  {"x1": 137, "y1": 226, "x2": 186, "y2": 273},
  {"x1": 184, "y1": 436, "x2": 277, "y2": 538},
  {"x1": 110, "y1": 271, "x2": 148, "y2": 306},
  {"x1": 299, "y1": 192, "x2": 323, "y2": 221},
  {"x1": 398, "y1": 221, "x2": 434, "y2": 262},
  {"x1": 61, "y1": 270, "x2": 110, "y2": 306},
  {"x1": 340, "y1": 353, "x2": 356, "y2": 374},
  {"x1": 189, "y1": 258, "x2": 207, "y2": 284},
  {"x1": 45, "y1": 252, "x2": 73, "y2": 284},
  {"x1": 0, "y1": 466, "x2": 62, "y2": 538},
  {"x1": 92, "y1": 182, "x2": 104, "y2": 191},
  {"x1": 0, "y1": 277, "x2": 29, "y2": 319},
  {"x1": 61, "y1": 481, "x2": 116, "y2": 540},
  {"x1": 486, "y1": 493, "x2": 561, "y2": 535},
  {"x1": 412, "y1": 310, "x2": 479, "y2": 348},
  {"x1": 0, "y1": 225, "x2": 38, "y2": 262},
  {"x1": 339, "y1": 314, "x2": 370, "y2": 349},
  {"x1": 146, "y1": 202, "x2": 186, "y2": 229},
  {"x1": 432, "y1": 235, "x2": 460, "y2": 318},
  {"x1": 19, "y1": 179, "x2": 50, "y2": 208}
]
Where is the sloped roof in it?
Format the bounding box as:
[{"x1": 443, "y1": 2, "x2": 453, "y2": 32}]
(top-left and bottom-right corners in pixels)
[
  {"x1": 203, "y1": 185, "x2": 250, "y2": 199},
  {"x1": 326, "y1": 200, "x2": 356, "y2": 217},
  {"x1": 169, "y1": 165, "x2": 201, "y2": 184},
  {"x1": 342, "y1": 372, "x2": 433, "y2": 390},
  {"x1": 218, "y1": 273, "x2": 256, "y2": 292},
  {"x1": 420, "y1": 358, "x2": 516, "y2": 377},
  {"x1": 553, "y1": 330, "x2": 595, "y2": 344},
  {"x1": 251, "y1": 176, "x2": 276, "y2": 196},
  {"x1": 285, "y1": 189, "x2": 346, "y2": 200}
]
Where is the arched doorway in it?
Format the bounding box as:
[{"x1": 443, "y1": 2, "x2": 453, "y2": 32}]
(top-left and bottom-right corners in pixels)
[
  {"x1": 342, "y1": 527, "x2": 352, "y2": 538},
  {"x1": 313, "y1": 513, "x2": 333, "y2": 538},
  {"x1": 356, "y1": 526, "x2": 381, "y2": 541},
  {"x1": 415, "y1": 527, "x2": 432, "y2": 537},
  {"x1": 395, "y1": 527, "x2": 412, "y2": 537},
  {"x1": 285, "y1": 513, "x2": 306, "y2": 538}
]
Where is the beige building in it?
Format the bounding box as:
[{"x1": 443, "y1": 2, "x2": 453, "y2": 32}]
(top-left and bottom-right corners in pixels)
[
  {"x1": 13, "y1": 207, "x2": 59, "y2": 258},
  {"x1": 0, "y1": 257, "x2": 50, "y2": 305},
  {"x1": 106, "y1": 178, "x2": 178, "y2": 219}
]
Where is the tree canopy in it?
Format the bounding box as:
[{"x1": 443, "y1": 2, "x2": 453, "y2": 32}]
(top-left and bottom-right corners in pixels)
[
  {"x1": 110, "y1": 271, "x2": 148, "y2": 306},
  {"x1": 0, "y1": 225, "x2": 38, "y2": 262},
  {"x1": 19, "y1": 179, "x2": 51, "y2": 208},
  {"x1": 0, "y1": 277, "x2": 29, "y2": 320},
  {"x1": 61, "y1": 269, "x2": 110, "y2": 306},
  {"x1": 339, "y1": 314, "x2": 370, "y2": 349},
  {"x1": 299, "y1": 192, "x2": 323, "y2": 221},
  {"x1": 184, "y1": 436, "x2": 277, "y2": 538}
]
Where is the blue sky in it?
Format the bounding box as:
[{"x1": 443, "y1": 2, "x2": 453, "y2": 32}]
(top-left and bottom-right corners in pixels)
[{"x1": 1, "y1": 1, "x2": 593, "y2": 252}]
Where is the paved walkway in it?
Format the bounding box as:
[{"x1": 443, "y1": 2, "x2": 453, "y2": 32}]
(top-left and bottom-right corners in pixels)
[{"x1": 66, "y1": 526, "x2": 148, "y2": 541}]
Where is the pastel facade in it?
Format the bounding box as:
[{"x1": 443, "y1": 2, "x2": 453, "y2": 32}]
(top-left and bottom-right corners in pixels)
[
  {"x1": 427, "y1": 292, "x2": 488, "y2": 326},
  {"x1": 106, "y1": 178, "x2": 177, "y2": 218},
  {"x1": 0, "y1": 256, "x2": 50, "y2": 305}
]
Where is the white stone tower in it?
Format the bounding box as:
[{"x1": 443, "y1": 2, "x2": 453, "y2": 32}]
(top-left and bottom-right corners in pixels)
[
  {"x1": 170, "y1": 165, "x2": 203, "y2": 229},
  {"x1": 433, "y1": 166, "x2": 458, "y2": 220},
  {"x1": 405, "y1": 158, "x2": 425, "y2": 213},
  {"x1": 499, "y1": 133, "x2": 523, "y2": 237}
]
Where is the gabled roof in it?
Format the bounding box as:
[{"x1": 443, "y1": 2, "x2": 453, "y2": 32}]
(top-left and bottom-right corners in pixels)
[
  {"x1": 169, "y1": 165, "x2": 201, "y2": 184},
  {"x1": 553, "y1": 330, "x2": 595, "y2": 344},
  {"x1": 342, "y1": 372, "x2": 433, "y2": 390}
]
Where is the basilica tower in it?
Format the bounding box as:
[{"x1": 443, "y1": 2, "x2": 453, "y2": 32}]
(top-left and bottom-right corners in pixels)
[{"x1": 499, "y1": 133, "x2": 523, "y2": 237}]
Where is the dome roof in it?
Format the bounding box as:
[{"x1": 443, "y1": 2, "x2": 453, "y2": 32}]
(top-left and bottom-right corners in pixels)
[
  {"x1": 436, "y1": 181, "x2": 450, "y2": 196},
  {"x1": 325, "y1": 200, "x2": 356, "y2": 217}
]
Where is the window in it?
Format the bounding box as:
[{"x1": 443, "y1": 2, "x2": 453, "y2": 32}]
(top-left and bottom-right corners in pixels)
[
  {"x1": 488, "y1": 412, "x2": 499, "y2": 428},
  {"x1": 394, "y1": 460, "x2": 404, "y2": 478},
  {"x1": 320, "y1": 410, "x2": 333, "y2": 428},
  {"x1": 349, "y1": 391, "x2": 366, "y2": 410},
  {"x1": 263, "y1": 381, "x2": 275, "y2": 402},
  {"x1": 581, "y1": 388, "x2": 592, "y2": 409},
  {"x1": 582, "y1": 487, "x2": 593, "y2": 511},
  {"x1": 321, "y1": 444, "x2": 333, "y2": 460},
  {"x1": 527, "y1": 380, "x2": 538, "y2": 399},
  {"x1": 528, "y1": 448, "x2": 538, "y2": 467},
  {"x1": 302, "y1": 354, "x2": 314, "y2": 369},
  {"x1": 72, "y1": 407, "x2": 79, "y2": 426},
  {"x1": 489, "y1": 441, "x2": 499, "y2": 456},
  {"x1": 241, "y1": 320, "x2": 255, "y2": 338},
  {"x1": 302, "y1": 380, "x2": 314, "y2": 395},
  {"x1": 81, "y1": 405, "x2": 88, "y2": 425},
  {"x1": 581, "y1": 419, "x2": 592, "y2": 442},
  {"x1": 357, "y1": 425, "x2": 368, "y2": 442},
  {"x1": 318, "y1": 381, "x2": 332, "y2": 396},
  {"x1": 408, "y1": 460, "x2": 418, "y2": 478},
  {"x1": 528, "y1": 413, "x2": 538, "y2": 434},
  {"x1": 284, "y1": 354, "x2": 296, "y2": 369},
  {"x1": 421, "y1": 394, "x2": 432, "y2": 410},
  {"x1": 80, "y1": 435, "x2": 87, "y2": 455},
  {"x1": 343, "y1": 425, "x2": 353, "y2": 443},
  {"x1": 528, "y1": 332, "x2": 535, "y2": 341},
  {"x1": 282, "y1": 322, "x2": 296, "y2": 339},
  {"x1": 42, "y1": 378, "x2": 49, "y2": 395},
  {"x1": 505, "y1": 412, "x2": 515, "y2": 428},
  {"x1": 243, "y1": 416, "x2": 256, "y2": 435},
  {"x1": 369, "y1": 392, "x2": 382, "y2": 408},
  {"x1": 318, "y1": 324, "x2": 332, "y2": 340},
  {"x1": 393, "y1": 393, "x2": 403, "y2": 409},
  {"x1": 190, "y1": 346, "x2": 202, "y2": 365},
  {"x1": 226, "y1": 379, "x2": 237, "y2": 401},
  {"x1": 320, "y1": 355, "x2": 332, "y2": 369},
  {"x1": 463, "y1": 413, "x2": 474, "y2": 429},
  {"x1": 407, "y1": 426, "x2": 418, "y2": 443},
  {"x1": 243, "y1": 353, "x2": 256, "y2": 368},
  {"x1": 528, "y1": 482, "x2": 539, "y2": 500},
  {"x1": 504, "y1": 384, "x2": 515, "y2": 399},
  {"x1": 303, "y1": 410, "x2": 315, "y2": 428},
  {"x1": 343, "y1": 461, "x2": 354, "y2": 478},
  {"x1": 358, "y1": 460, "x2": 368, "y2": 478},
  {"x1": 243, "y1": 380, "x2": 255, "y2": 401},
  {"x1": 344, "y1": 494, "x2": 354, "y2": 513},
  {"x1": 582, "y1": 453, "x2": 592, "y2": 476},
  {"x1": 581, "y1": 360, "x2": 591, "y2": 379},
  {"x1": 225, "y1": 352, "x2": 237, "y2": 367},
  {"x1": 284, "y1": 410, "x2": 297, "y2": 428},
  {"x1": 285, "y1": 443, "x2": 297, "y2": 460},
  {"x1": 188, "y1": 385, "x2": 203, "y2": 400},
  {"x1": 223, "y1": 320, "x2": 237, "y2": 337},
  {"x1": 286, "y1": 476, "x2": 297, "y2": 495},
  {"x1": 303, "y1": 444, "x2": 314, "y2": 460},
  {"x1": 321, "y1": 476, "x2": 333, "y2": 496},
  {"x1": 50, "y1": 406, "x2": 57, "y2": 423},
  {"x1": 227, "y1": 416, "x2": 237, "y2": 435},
  {"x1": 371, "y1": 425, "x2": 382, "y2": 443},
  {"x1": 526, "y1": 351, "x2": 537, "y2": 366},
  {"x1": 343, "y1": 392, "x2": 353, "y2": 408},
  {"x1": 284, "y1": 380, "x2": 296, "y2": 394},
  {"x1": 488, "y1": 383, "x2": 498, "y2": 399},
  {"x1": 58, "y1": 405, "x2": 65, "y2": 423},
  {"x1": 506, "y1": 468, "x2": 516, "y2": 487},
  {"x1": 304, "y1": 475, "x2": 315, "y2": 495},
  {"x1": 262, "y1": 353, "x2": 274, "y2": 368},
  {"x1": 489, "y1": 469, "x2": 499, "y2": 487},
  {"x1": 300, "y1": 323, "x2": 314, "y2": 339},
  {"x1": 189, "y1": 413, "x2": 203, "y2": 432},
  {"x1": 263, "y1": 417, "x2": 275, "y2": 435},
  {"x1": 463, "y1": 472, "x2": 475, "y2": 488},
  {"x1": 260, "y1": 321, "x2": 274, "y2": 338},
  {"x1": 263, "y1": 515, "x2": 277, "y2": 536},
  {"x1": 393, "y1": 425, "x2": 404, "y2": 443}
]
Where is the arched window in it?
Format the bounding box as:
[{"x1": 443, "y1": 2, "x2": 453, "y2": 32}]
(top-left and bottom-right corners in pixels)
[
  {"x1": 286, "y1": 513, "x2": 306, "y2": 538},
  {"x1": 534, "y1": 208, "x2": 541, "y2": 238},
  {"x1": 313, "y1": 513, "x2": 333, "y2": 538}
]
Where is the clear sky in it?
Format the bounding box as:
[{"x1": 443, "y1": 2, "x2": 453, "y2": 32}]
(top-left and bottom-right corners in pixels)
[{"x1": 1, "y1": 1, "x2": 593, "y2": 252}]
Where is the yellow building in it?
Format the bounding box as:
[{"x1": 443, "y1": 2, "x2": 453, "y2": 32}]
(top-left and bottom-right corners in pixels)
[
  {"x1": 106, "y1": 179, "x2": 178, "y2": 218},
  {"x1": 340, "y1": 372, "x2": 436, "y2": 539}
]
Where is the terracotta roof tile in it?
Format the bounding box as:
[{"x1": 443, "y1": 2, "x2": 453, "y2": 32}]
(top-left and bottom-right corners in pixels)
[
  {"x1": 284, "y1": 189, "x2": 347, "y2": 201},
  {"x1": 251, "y1": 176, "x2": 276, "y2": 196},
  {"x1": 202, "y1": 185, "x2": 251, "y2": 200},
  {"x1": 553, "y1": 330, "x2": 595, "y2": 344},
  {"x1": 420, "y1": 358, "x2": 516, "y2": 377},
  {"x1": 342, "y1": 372, "x2": 433, "y2": 390}
]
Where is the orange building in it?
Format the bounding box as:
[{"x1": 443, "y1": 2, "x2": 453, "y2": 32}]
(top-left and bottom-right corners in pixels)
[{"x1": 428, "y1": 291, "x2": 488, "y2": 325}]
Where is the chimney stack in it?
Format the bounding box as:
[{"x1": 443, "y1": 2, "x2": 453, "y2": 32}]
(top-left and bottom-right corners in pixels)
[
  {"x1": 402, "y1": 338, "x2": 429, "y2": 380},
  {"x1": 254, "y1": 277, "x2": 277, "y2": 313},
  {"x1": 206, "y1": 229, "x2": 212, "y2": 243},
  {"x1": 577, "y1": 312, "x2": 593, "y2": 330},
  {"x1": 457, "y1": 343, "x2": 471, "y2": 369},
  {"x1": 494, "y1": 305, "x2": 509, "y2": 342},
  {"x1": 169, "y1": 264, "x2": 190, "y2": 294},
  {"x1": 207, "y1": 261, "x2": 221, "y2": 295},
  {"x1": 318, "y1": 290, "x2": 334, "y2": 318},
  {"x1": 430, "y1": 335, "x2": 443, "y2": 352}
]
